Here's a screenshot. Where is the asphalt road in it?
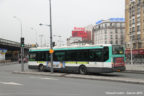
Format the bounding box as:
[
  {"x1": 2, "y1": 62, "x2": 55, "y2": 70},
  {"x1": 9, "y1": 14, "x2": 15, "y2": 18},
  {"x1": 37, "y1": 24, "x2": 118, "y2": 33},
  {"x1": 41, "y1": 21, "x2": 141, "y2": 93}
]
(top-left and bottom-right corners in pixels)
[
  {"x1": 0, "y1": 63, "x2": 144, "y2": 96},
  {"x1": 1, "y1": 63, "x2": 144, "y2": 80}
]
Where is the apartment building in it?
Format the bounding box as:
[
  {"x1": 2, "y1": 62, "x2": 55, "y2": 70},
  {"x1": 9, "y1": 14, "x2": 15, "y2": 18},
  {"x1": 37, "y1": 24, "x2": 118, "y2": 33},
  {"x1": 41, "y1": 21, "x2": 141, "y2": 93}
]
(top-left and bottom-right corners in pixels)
[
  {"x1": 93, "y1": 18, "x2": 125, "y2": 45},
  {"x1": 125, "y1": 0, "x2": 144, "y2": 49}
]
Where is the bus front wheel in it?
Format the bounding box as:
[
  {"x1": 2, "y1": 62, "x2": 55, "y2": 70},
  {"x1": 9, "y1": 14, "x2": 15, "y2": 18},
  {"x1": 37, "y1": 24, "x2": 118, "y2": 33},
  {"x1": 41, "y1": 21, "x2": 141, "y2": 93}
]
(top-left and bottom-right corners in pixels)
[
  {"x1": 79, "y1": 65, "x2": 87, "y2": 75},
  {"x1": 39, "y1": 64, "x2": 44, "y2": 72}
]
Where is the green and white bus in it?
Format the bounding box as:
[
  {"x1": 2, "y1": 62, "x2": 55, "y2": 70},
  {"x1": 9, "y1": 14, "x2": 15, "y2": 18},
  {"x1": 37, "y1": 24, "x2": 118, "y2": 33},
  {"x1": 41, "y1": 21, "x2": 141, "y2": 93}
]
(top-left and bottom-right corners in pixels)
[{"x1": 28, "y1": 44, "x2": 125, "y2": 74}]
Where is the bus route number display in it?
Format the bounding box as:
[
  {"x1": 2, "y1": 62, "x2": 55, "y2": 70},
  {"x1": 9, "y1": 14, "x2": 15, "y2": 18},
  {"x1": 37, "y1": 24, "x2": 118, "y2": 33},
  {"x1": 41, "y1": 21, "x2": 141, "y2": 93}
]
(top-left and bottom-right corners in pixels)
[{"x1": 49, "y1": 49, "x2": 54, "y2": 54}]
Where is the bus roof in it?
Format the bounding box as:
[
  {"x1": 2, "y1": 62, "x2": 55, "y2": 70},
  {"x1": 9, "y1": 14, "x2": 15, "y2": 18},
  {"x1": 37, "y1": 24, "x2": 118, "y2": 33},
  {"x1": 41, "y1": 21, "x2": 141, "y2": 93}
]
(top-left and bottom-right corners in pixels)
[{"x1": 29, "y1": 44, "x2": 112, "y2": 52}]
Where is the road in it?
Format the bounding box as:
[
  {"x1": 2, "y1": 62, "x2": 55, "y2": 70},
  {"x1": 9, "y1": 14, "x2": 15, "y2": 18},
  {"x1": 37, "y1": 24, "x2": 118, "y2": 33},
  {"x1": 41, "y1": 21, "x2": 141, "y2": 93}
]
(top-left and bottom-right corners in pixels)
[{"x1": 0, "y1": 63, "x2": 144, "y2": 96}]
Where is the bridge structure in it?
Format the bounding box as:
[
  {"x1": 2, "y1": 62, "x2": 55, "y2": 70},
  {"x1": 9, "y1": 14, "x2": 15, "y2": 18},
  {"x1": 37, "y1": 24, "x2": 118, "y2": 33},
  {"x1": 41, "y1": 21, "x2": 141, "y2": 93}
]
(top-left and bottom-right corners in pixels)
[{"x1": 0, "y1": 38, "x2": 30, "y2": 62}]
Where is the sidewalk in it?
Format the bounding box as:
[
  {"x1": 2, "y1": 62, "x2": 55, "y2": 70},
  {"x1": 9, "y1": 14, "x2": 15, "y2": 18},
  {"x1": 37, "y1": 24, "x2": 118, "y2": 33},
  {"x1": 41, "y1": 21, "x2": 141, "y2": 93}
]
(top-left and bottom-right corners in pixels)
[
  {"x1": 126, "y1": 64, "x2": 144, "y2": 73},
  {"x1": 0, "y1": 62, "x2": 18, "y2": 65}
]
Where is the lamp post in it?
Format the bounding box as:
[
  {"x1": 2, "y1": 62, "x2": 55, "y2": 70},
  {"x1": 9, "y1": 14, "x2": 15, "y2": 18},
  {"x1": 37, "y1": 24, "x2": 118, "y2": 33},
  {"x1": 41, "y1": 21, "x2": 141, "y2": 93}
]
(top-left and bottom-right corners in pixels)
[
  {"x1": 13, "y1": 16, "x2": 24, "y2": 72},
  {"x1": 39, "y1": 0, "x2": 53, "y2": 73}
]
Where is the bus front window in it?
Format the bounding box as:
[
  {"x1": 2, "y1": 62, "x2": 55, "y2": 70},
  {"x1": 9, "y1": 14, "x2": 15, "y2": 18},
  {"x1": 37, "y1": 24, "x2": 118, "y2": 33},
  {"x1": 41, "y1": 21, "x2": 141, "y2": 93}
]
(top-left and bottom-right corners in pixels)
[{"x1": 112, "y1": 45, "x2": 124, "y2": 55}]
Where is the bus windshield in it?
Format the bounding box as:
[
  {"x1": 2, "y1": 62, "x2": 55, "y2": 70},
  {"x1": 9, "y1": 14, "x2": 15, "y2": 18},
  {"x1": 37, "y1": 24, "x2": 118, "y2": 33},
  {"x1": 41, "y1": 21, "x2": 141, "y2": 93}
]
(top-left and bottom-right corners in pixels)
[{"x1": 112, "y1": 45, "x2": 124, "y2": 55}]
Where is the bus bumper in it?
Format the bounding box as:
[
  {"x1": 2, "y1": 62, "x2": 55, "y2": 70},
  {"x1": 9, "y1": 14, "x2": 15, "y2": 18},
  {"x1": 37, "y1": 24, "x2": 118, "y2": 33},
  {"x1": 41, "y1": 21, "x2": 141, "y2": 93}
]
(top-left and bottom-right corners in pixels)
[{"x1": 112, "y1": 66, "x2": 126, "y2": 72}]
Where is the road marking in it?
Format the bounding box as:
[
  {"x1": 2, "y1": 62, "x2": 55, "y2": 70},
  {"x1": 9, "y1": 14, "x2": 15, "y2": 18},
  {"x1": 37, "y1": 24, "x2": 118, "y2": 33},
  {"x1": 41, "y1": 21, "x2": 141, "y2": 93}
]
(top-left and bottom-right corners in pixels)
[
  {"x1": 29, "y1": 76, "x2": 58, "y2": 80},
  {"x1": 40, "y1": 78, "x2": 58, "y2": 80},
  {"x1": 0, "y1": 82, "x2": 23, "y2": 86}
]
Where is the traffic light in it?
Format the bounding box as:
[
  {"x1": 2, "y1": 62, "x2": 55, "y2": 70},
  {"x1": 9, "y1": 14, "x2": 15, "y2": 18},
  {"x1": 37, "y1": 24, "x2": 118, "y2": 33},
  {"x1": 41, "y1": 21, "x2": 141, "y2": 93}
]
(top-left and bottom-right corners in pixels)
[
  {"x1": 52, "y1": 42, "x2": 55, "y2": 47},
  {"x1": 21, "y1": 37, "x2": 24, "y2": 47}
]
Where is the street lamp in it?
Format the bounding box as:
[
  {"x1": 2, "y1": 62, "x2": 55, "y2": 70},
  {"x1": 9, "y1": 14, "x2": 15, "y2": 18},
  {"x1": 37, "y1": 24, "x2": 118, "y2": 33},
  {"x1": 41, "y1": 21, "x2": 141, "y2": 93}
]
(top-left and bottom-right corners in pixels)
[
  {"x1": 39, "y1": 0, "x2": 53, "y2": 73},
  {"x1": 13, "y1": 16, "x2": 24, "y2": 72}
]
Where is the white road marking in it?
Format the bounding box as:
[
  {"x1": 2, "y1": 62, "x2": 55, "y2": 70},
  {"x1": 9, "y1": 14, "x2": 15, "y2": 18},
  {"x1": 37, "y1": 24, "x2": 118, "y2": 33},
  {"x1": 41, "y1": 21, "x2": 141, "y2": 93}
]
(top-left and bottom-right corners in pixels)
[
  {"x1": 40, "y1": 78, "x2": 58, "y2": 80},
  {"x1": 29, "y1": 76, "x2": 58, "y2": 80},
  {"x1": 0, "y1": 82, "x2": 23, "y2": 86}
]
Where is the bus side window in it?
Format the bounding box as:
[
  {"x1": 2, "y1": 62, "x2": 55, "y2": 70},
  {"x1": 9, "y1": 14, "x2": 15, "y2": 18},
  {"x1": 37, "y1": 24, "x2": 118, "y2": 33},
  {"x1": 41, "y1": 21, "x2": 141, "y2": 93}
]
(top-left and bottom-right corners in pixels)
[
  {"x1": 89, "y1": 49, "x2": 103, "y2": 62},
  {"x1": 89, "y1": 52, "x2": 95, "y2": 61},
  {"x1": 36, "y1": 52, "x2": 46, "y2": 61},
  {"x1": 54, "y1": 51, "x2": 65, "y2": 61},
  {"x1": 66, "y1": 51, "x2": 77, "y2": 61},
  {"x1": 29, "y1": 52, "x2": 36, "y2": 61},
  {"x1": 103, "y1": 47, "x2": 109, "y2": 61},
  {"x1": 46, "y1": 53, "x2": 50, "y2": 61}
]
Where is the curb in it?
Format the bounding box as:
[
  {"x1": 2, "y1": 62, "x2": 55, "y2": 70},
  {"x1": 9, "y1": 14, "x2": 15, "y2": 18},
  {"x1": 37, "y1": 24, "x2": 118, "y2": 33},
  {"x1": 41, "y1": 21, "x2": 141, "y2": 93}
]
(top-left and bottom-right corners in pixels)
[
  {"x1": 13, "y1": 71, "x2": 144, "y2": 85},
  {"x1": 123, "y1": 70, "x2": 144, "y2": 74}
]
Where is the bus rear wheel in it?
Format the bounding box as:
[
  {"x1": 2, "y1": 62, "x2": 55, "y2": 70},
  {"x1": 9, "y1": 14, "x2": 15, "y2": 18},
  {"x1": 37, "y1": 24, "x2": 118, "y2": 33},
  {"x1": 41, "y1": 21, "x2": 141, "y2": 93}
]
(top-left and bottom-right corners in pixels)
[
  {"x1": 79, "y1": 65, "x2": 87, "y2": 75},
  {"x1": 39, "y1": 64, "x2": 44, "y2": 72}
]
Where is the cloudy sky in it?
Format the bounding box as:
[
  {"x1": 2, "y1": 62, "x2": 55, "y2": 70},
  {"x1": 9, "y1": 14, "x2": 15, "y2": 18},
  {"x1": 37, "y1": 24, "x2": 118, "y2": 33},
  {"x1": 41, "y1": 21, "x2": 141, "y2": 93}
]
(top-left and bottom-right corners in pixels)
[{"x1": 0, "y1": 0, "x2": 125, "y2": 45}]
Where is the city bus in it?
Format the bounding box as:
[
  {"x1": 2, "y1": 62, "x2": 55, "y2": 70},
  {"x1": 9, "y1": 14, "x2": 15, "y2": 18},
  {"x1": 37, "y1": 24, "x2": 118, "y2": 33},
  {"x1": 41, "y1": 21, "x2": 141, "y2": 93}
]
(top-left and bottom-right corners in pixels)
[{"x1": 28, "y1": 44, "x2": 125, "y2": 74}]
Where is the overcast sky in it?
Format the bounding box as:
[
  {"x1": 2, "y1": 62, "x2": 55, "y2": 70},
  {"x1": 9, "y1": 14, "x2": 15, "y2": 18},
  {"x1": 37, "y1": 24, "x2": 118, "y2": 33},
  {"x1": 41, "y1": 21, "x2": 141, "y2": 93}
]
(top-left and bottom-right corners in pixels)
[{"x1": 0, "y1": 0, "x2": 125, "y2": 45}]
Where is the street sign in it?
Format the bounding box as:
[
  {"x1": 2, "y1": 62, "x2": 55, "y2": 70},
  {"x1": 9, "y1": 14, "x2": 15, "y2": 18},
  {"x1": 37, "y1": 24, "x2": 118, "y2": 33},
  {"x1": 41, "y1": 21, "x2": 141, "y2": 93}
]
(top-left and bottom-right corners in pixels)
[{"x1": 49, "y1": 49, "x2": 54, "y2": 54}]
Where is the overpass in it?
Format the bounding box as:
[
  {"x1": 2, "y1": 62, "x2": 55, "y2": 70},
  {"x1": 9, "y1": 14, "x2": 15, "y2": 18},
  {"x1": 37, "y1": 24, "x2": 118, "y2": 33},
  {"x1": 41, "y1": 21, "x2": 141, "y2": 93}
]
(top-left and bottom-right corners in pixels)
[{"x1": 0, "y1": 38, "x2": 30, "y2": 62}]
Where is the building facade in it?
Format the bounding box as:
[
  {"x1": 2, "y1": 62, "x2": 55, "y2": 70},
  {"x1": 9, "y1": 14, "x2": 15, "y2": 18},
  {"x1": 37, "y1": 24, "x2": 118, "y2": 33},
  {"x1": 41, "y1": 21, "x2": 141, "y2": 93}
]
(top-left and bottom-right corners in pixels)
[
  {"x1": 67, "y1": 37, "x2": 82, "y2": 46},
  {"x1": 84, "y1": 25, "x2": 94, "y2": 44},
  {"x1": 93, "y1": 18, "x2": 125, "y2": 45},
  {"x1": 67, "y1": 27, "x2": 93, "y2": 46},
  {"x1": 125, "y1": 0, "x2": 144, "y2": 49}
]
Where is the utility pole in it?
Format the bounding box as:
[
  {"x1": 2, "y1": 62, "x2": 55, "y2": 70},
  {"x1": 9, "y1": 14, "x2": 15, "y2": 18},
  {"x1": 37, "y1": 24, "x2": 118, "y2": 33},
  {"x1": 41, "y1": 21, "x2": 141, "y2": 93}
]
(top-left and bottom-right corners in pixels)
[
  {"x1": 49, "y1": 0, "x2": 53, "y2": 73},
  {"x1": 21, "y1": 37, "x2": 24, "y2": 71},
  {"x1": 39, "y1": 0, "x2": 54, "y2": 73},
  {"x1": 13, "y1": 16, "x2": 24, "y2": 72}
]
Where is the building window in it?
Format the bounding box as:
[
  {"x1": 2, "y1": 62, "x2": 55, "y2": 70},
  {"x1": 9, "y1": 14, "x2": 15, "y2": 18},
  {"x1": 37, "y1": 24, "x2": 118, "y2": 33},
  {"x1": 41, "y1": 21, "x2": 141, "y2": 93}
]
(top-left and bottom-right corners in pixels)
[
  {"x1": 138, "y1": 43, "x2": 142, "y2": 48},
  {"x1": 110, "y1": 23, "x2": 112, "y2": 27},
  {"x1": 111, "y1": 35, "x2": 113, "y2": 39},
  {"x1": 105, "y1": 24, "x2": 107, "y2": 28},
  {"x1": 137, "y1": 25, "x2": 140, "y2": 32},
  {"x1": 132, "y1": 35, "x2": 135, "y2": 41},
  {"x1": 130, "y1": 28, "x2": 132, "y2": 33},
  {"x1": 116, "y1": 40, "x2": 118, "y2": 44},
  {"x1": 132, "y1": 27, "x2": 135, "y2": 33},
  {"x1": 121, "y1": 35, "x2": 123, "y2": 39},
  {"x1": 137, "y1": 34, "x2": 141, "y2": 40},
  {"x1": 105, "y1": 30, "x2": 107, "y2": 34},
  {"x1": 116, "y1": 35, "x2": 118, "y2": 39},
  {"x1": 121, "y1": 40, "x2": 123, "y2": 45},
  {"x1": 105, "y1": 35, "x2": 107, "y2": 39},
  {"x1": 132, "y1": 19, "x2": 135, "y2": 24},
  {"x1": 115, "y1": 29, "x2": 118, "y2": 33},
  {"x1": 137, "y1": 17, "x2": 140, "y2": 23},
  {"x1": 121, "y1": 29, "x2": 123, "y2": 34},
  {"x1": 110, "y1": 31, "x2": 113, "y2": 34},
  {"x1": 105, "y1": 41, "x2": 107, "y2": 44},
  {"x1": 110, "y1": 41, "x2": 113, "y2": 44},
  {"x1": 137, "y1": 7, "x2": 140, "y2": 14},
  {"x1": 120, "y1": 23, "x2": 122, "y2": 28},
  {"x1": 129, "y1": 20, "x2": 131, "y2": 26}
]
